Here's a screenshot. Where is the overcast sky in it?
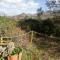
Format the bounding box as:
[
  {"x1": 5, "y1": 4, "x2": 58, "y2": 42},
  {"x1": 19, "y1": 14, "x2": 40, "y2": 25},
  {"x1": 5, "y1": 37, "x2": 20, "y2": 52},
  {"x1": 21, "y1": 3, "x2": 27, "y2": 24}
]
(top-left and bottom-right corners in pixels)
[{"x1": 0, "y1": 0, "x2": 48, "y2": 16}]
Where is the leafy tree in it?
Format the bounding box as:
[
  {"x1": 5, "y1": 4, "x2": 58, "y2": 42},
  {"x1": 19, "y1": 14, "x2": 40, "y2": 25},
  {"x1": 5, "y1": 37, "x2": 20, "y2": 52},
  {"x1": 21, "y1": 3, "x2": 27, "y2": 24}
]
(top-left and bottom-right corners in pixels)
[
  {"x1": 46, "y1": 0, "x2": 56, "y2": 11},
  {"x1": 46, "y1": 0, "x2": 60, "y2": 14},
  {"x1": 37, "y1": 7, "x2": 43, "y2": 19}
]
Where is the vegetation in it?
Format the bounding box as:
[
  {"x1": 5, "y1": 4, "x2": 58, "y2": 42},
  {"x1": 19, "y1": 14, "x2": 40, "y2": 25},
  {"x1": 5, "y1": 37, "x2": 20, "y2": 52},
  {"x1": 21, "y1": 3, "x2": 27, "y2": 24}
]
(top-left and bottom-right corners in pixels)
[
  {"x1": 40, "y1": 19, "x2": 55, "y2": 36},
  {"x1": 0, "y1": 16, "x2": 17, "y2": 36},
  {"x1": 11, "y1": 47, "x2": 22, "y2": 55},
  {"x1": 0, "y1": 55, "x2": 4, "y2": 60},
  {"x1": 0, "y1": 3, "x2": 60, "y2": 60},
  {"x1": 17, "y1": 19, "x2": 41, "y2": 32},
  {"x1": 16, "y1": 1, "x2": 60, "y2": 60},
  {"x1": 54, "y1": 26, "x2": 60, "y2": 37},
  {"x1": 17, "y1": 18, "x2": 60, "y2": 37},
  {"x1": 37, "y1": 7, "x2": 43, "y2": 19},
  {"x1": 46, "y1": 0, "x2": 56, "y2": 11}
]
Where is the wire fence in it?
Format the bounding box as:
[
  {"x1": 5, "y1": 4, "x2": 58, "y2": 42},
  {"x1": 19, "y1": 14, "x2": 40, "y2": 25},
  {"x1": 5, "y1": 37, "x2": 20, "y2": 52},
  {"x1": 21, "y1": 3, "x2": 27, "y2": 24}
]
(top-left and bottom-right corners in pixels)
[
  {"x1": 0, "y1": 31, "x2": 60, "y2": 60},
  {"x1": 11, "y1": 31, "x2": 60, "y2": 60}
]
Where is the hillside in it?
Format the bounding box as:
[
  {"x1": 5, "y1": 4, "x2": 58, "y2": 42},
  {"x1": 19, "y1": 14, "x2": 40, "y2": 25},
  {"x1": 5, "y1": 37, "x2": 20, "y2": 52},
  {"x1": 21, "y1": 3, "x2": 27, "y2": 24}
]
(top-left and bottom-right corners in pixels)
[
  {"x1": 11, "y1": 11, "x2": 60, "y2": 20},
  {"x1": 0, "y1": 14, "x2": 60, "y2": 60},
  {"x1": 12, "y1": 13, "x2": 37, "y2": 20},
  {"x1": 0, "y1": 16, "x2": 19, "y2": 36}
]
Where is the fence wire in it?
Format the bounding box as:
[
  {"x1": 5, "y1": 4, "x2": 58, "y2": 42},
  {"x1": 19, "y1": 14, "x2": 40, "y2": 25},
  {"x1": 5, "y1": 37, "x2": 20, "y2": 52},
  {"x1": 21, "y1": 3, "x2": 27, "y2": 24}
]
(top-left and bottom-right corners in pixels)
[
  {"x1": 11, "y1": 31, "x2": 60, "y2": 60},
  {"x1": 0, "y1": 31, "x2": 60, "y2": 60}
]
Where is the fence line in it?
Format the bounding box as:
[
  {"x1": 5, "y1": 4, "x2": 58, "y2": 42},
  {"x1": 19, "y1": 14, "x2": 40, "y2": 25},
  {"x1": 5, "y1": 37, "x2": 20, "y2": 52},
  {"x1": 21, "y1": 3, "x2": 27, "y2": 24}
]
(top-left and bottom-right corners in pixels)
[
  {"x1": 0, "y1": 31, "x2": 60, "y2": 60},
  {"x1": 0, "y1": 31, "x2": 60, "y2": 46}
]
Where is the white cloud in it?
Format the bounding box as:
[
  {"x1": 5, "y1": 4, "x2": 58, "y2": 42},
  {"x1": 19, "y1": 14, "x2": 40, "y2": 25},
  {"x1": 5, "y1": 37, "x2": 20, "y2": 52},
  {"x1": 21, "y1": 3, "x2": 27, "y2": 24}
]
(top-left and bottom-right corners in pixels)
[{"x1": 0, "y1": 0, "x2": 39, "y2": 16}]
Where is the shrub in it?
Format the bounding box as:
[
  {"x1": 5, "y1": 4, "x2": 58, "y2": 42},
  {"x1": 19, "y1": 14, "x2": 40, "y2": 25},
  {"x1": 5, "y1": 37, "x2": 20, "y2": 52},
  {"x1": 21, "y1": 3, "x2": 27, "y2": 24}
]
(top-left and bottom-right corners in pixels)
[
  {"x1": 17, "y1": 19, "x2": 41, "y2": 32},
  {"x1": 54, "y1": 26, "x2": 60, "y2": 37},
  {"x1": 40, "y1": 19, "x2": 55, "y2": 36},
  {"x1": 17, "y1": 18, "x2": 56, "y2": 36}
]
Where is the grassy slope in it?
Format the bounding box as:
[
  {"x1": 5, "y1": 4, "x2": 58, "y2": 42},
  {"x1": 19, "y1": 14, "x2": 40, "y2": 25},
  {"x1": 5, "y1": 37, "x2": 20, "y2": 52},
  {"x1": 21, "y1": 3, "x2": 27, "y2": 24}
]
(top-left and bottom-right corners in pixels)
[
  {"x1": 0, "y1": 16, "x2": 18, "y2": 36},
  {"x1": 0, "y1": 16, "x2": 60, "y2": 60},
  {"x1": 0, "y1": 16, "x2": 16, "y2": 27}
]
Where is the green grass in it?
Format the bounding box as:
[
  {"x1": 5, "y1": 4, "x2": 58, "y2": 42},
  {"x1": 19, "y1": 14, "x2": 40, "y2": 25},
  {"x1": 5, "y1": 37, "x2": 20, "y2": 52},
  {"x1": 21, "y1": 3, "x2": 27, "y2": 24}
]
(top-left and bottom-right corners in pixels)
[
  {"x1": 0, "y1": 16, "x2": 17, "y2": 36},
  {"x1": 0, "y1": 16, "x2": 17, "y2": 27},
  {"x1": 21, "y1": 43, "x2": 60, "y2": 60}
]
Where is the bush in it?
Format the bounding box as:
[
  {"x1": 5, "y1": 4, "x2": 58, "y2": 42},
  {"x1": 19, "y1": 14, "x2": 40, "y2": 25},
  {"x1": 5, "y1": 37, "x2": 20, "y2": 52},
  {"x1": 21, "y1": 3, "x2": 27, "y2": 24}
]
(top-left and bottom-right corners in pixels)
[
  {"x1": 40, "y1": 19, "x2": 55, "y2": 36},
  {"x1": 17, "y1": 18, "x2": 56, "y2": 36},
  {"x1": 54, "y1": 26, "x2": 60, "y2": 37},
  {"x1": 17, "y1": 19, "x2": 41, "y2": 32}
]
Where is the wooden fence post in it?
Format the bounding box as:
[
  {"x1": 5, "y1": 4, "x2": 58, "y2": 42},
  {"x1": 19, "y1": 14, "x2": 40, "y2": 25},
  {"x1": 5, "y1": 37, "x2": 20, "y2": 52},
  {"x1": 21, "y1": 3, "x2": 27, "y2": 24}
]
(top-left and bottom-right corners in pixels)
[{"x1": 30, "y1": 31, "x2": 34, "y2": 44}]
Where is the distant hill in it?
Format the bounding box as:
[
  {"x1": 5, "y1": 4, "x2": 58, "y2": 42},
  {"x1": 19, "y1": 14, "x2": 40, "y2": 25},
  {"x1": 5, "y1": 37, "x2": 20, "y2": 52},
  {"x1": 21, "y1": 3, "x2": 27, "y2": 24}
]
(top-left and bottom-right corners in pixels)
[
  {"x1": 41, "y1": 12, "x2": 53, "y2": 20},
  {"x1": 0, "y1": 10, "x2": 60, "y2": 20},
  {"x1": 12, "y1": 12, "x2": 54, "y2": 20},
  {"x1": 12, "y1": 13, "x2": 37, "y2": 20}
]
